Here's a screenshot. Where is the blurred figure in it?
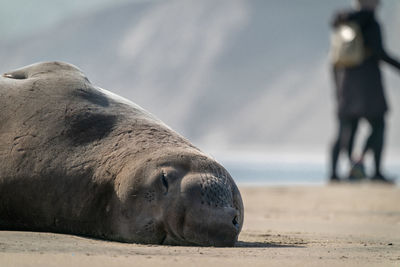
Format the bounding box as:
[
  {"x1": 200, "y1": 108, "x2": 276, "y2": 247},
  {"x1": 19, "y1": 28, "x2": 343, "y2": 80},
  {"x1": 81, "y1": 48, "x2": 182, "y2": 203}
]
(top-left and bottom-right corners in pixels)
[{"x1": 329, "y1": 0, "x2": 400, "y2": 183}]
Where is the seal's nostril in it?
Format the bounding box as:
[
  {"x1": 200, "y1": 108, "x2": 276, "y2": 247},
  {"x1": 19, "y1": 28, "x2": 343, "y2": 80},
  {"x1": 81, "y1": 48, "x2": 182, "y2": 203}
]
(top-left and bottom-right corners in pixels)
[{"x1": 232, "y1": 215, "x2": 239, "y2": 229}]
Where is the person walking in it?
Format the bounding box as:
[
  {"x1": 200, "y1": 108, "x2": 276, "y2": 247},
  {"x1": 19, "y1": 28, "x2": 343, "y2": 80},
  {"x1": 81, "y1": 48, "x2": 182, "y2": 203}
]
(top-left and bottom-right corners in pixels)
[{"x1": 329, "y1": 0, "x2": 400, "y2": 183}]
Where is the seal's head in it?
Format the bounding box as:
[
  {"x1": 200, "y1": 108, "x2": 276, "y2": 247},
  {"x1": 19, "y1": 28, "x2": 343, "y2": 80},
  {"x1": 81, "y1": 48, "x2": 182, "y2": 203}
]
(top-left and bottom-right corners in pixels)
[{"x1": 114, "y1": 150, "x2": 243, "y2": 247}]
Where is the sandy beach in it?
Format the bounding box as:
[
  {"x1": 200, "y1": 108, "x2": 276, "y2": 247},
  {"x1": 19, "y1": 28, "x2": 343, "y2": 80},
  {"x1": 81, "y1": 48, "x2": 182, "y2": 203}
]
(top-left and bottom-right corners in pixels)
[{"x1": 1, "y1": 184, "x2": 399, "y2": 267}]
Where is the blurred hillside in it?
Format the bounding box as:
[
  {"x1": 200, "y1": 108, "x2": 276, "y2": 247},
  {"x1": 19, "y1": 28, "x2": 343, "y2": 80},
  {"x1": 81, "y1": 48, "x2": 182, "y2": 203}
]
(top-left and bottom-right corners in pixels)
[{"x1": 0, "y1": 0, "x2": 399, "y2": 162}]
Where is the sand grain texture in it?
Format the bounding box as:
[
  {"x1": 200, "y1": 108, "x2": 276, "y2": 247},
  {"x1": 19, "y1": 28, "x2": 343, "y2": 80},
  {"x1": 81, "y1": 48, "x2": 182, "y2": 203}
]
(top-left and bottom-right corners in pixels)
[{"x1": 1, "y1": 185, "x2": 399, "y2": 266}]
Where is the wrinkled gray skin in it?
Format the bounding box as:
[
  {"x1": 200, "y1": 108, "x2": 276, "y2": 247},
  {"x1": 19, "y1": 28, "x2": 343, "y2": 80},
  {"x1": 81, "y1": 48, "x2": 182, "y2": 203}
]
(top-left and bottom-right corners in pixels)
[{"x1": 0, "y1": 62, "x2": 243, "y2": 247}]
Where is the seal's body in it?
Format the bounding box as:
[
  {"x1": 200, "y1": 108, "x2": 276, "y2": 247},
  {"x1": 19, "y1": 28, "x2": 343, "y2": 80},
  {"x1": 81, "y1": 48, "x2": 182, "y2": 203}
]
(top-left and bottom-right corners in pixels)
[{"x1": 0, "y1": 62, "x2": 243, "y2": 246}]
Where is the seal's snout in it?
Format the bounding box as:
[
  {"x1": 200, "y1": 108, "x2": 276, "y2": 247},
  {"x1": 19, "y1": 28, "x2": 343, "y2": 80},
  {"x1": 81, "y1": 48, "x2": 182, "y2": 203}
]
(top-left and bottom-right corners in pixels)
[
  {"x1": 198, "y1": 174, "x2": 242, "y2": 232},
  {"x1": 199, "y1": 173, "x2": 234, "y2": 209},
  {"x1": 174, "y1": 173, "x2": 242, "y2": 247}
]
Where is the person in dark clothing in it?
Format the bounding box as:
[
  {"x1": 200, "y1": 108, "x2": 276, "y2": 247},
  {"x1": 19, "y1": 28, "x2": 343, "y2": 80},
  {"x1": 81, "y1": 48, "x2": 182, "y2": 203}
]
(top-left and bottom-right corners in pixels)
[{"x1": 330, "y1": 0, "x2": 400, "y2": 183}]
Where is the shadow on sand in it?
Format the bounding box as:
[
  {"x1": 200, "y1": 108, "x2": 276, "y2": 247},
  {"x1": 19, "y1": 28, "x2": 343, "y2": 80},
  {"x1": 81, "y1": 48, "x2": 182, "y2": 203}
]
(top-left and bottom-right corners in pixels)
[{"x1": 235, "y1": 241, "x2": 306, "y2": 248}]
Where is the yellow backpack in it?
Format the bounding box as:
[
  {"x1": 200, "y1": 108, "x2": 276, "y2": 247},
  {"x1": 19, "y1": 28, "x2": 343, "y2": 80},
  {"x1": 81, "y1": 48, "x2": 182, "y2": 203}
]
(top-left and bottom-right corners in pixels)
[{"x1": 330, "y1": 22, "x2": 365, "y2": 68}]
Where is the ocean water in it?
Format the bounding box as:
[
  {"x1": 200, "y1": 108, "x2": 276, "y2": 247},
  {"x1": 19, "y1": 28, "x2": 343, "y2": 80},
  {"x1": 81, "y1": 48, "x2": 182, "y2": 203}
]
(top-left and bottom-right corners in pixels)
[{"x1": 221, "y1": 161, "x2": 400, "y2": 186}]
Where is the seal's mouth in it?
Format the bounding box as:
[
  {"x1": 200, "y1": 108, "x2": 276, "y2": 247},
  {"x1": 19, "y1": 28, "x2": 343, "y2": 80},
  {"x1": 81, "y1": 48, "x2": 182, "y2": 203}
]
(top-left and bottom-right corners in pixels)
[
  {"x1": 163, "y1": 207, "x2": 241, "y2": 247},
  {"x1": 160, "y1": 207, "x2": 240, "y2": 247}
]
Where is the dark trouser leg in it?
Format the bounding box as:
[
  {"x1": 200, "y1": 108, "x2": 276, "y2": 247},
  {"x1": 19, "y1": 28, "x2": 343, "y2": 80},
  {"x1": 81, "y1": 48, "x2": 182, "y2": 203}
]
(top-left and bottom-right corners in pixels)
[
  {"x1": 331, "y1": 134, "x2": 341, "y2": 179},
  {"x1": 362, "y1": 116, "x2": 385, "y2": 176},
  {"x1": 347, "y1": 119, "x2": 359, "y2": 161},
  {"x1": 330, "y1": 118, "x2": 359, "y2": 178}
]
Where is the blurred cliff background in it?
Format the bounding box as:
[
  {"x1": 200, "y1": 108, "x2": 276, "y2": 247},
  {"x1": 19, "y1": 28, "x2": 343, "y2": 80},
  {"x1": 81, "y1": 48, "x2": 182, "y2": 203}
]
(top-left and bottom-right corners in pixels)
[{"x1": 1, "y1": 0, "x2": 399, "y2": 184}]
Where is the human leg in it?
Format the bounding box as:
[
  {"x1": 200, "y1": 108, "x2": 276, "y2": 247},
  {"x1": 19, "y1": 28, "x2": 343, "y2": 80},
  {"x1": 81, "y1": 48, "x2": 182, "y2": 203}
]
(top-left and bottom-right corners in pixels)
[
  {"x1": 363, "y1": 116, "x2": 385, "y2": 177},
  {"x1": 347, "y1": 118, "x2": 359, "y2": 162},
  {"x1": 330, "y1": 118, "x2": 359, "y2": 180}
]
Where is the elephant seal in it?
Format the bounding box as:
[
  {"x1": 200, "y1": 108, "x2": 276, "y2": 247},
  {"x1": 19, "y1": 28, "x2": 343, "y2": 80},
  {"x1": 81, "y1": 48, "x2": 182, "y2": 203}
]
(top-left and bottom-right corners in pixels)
[{"x1": 0, "y1": 62, "x2": 243, "y2": 247}]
